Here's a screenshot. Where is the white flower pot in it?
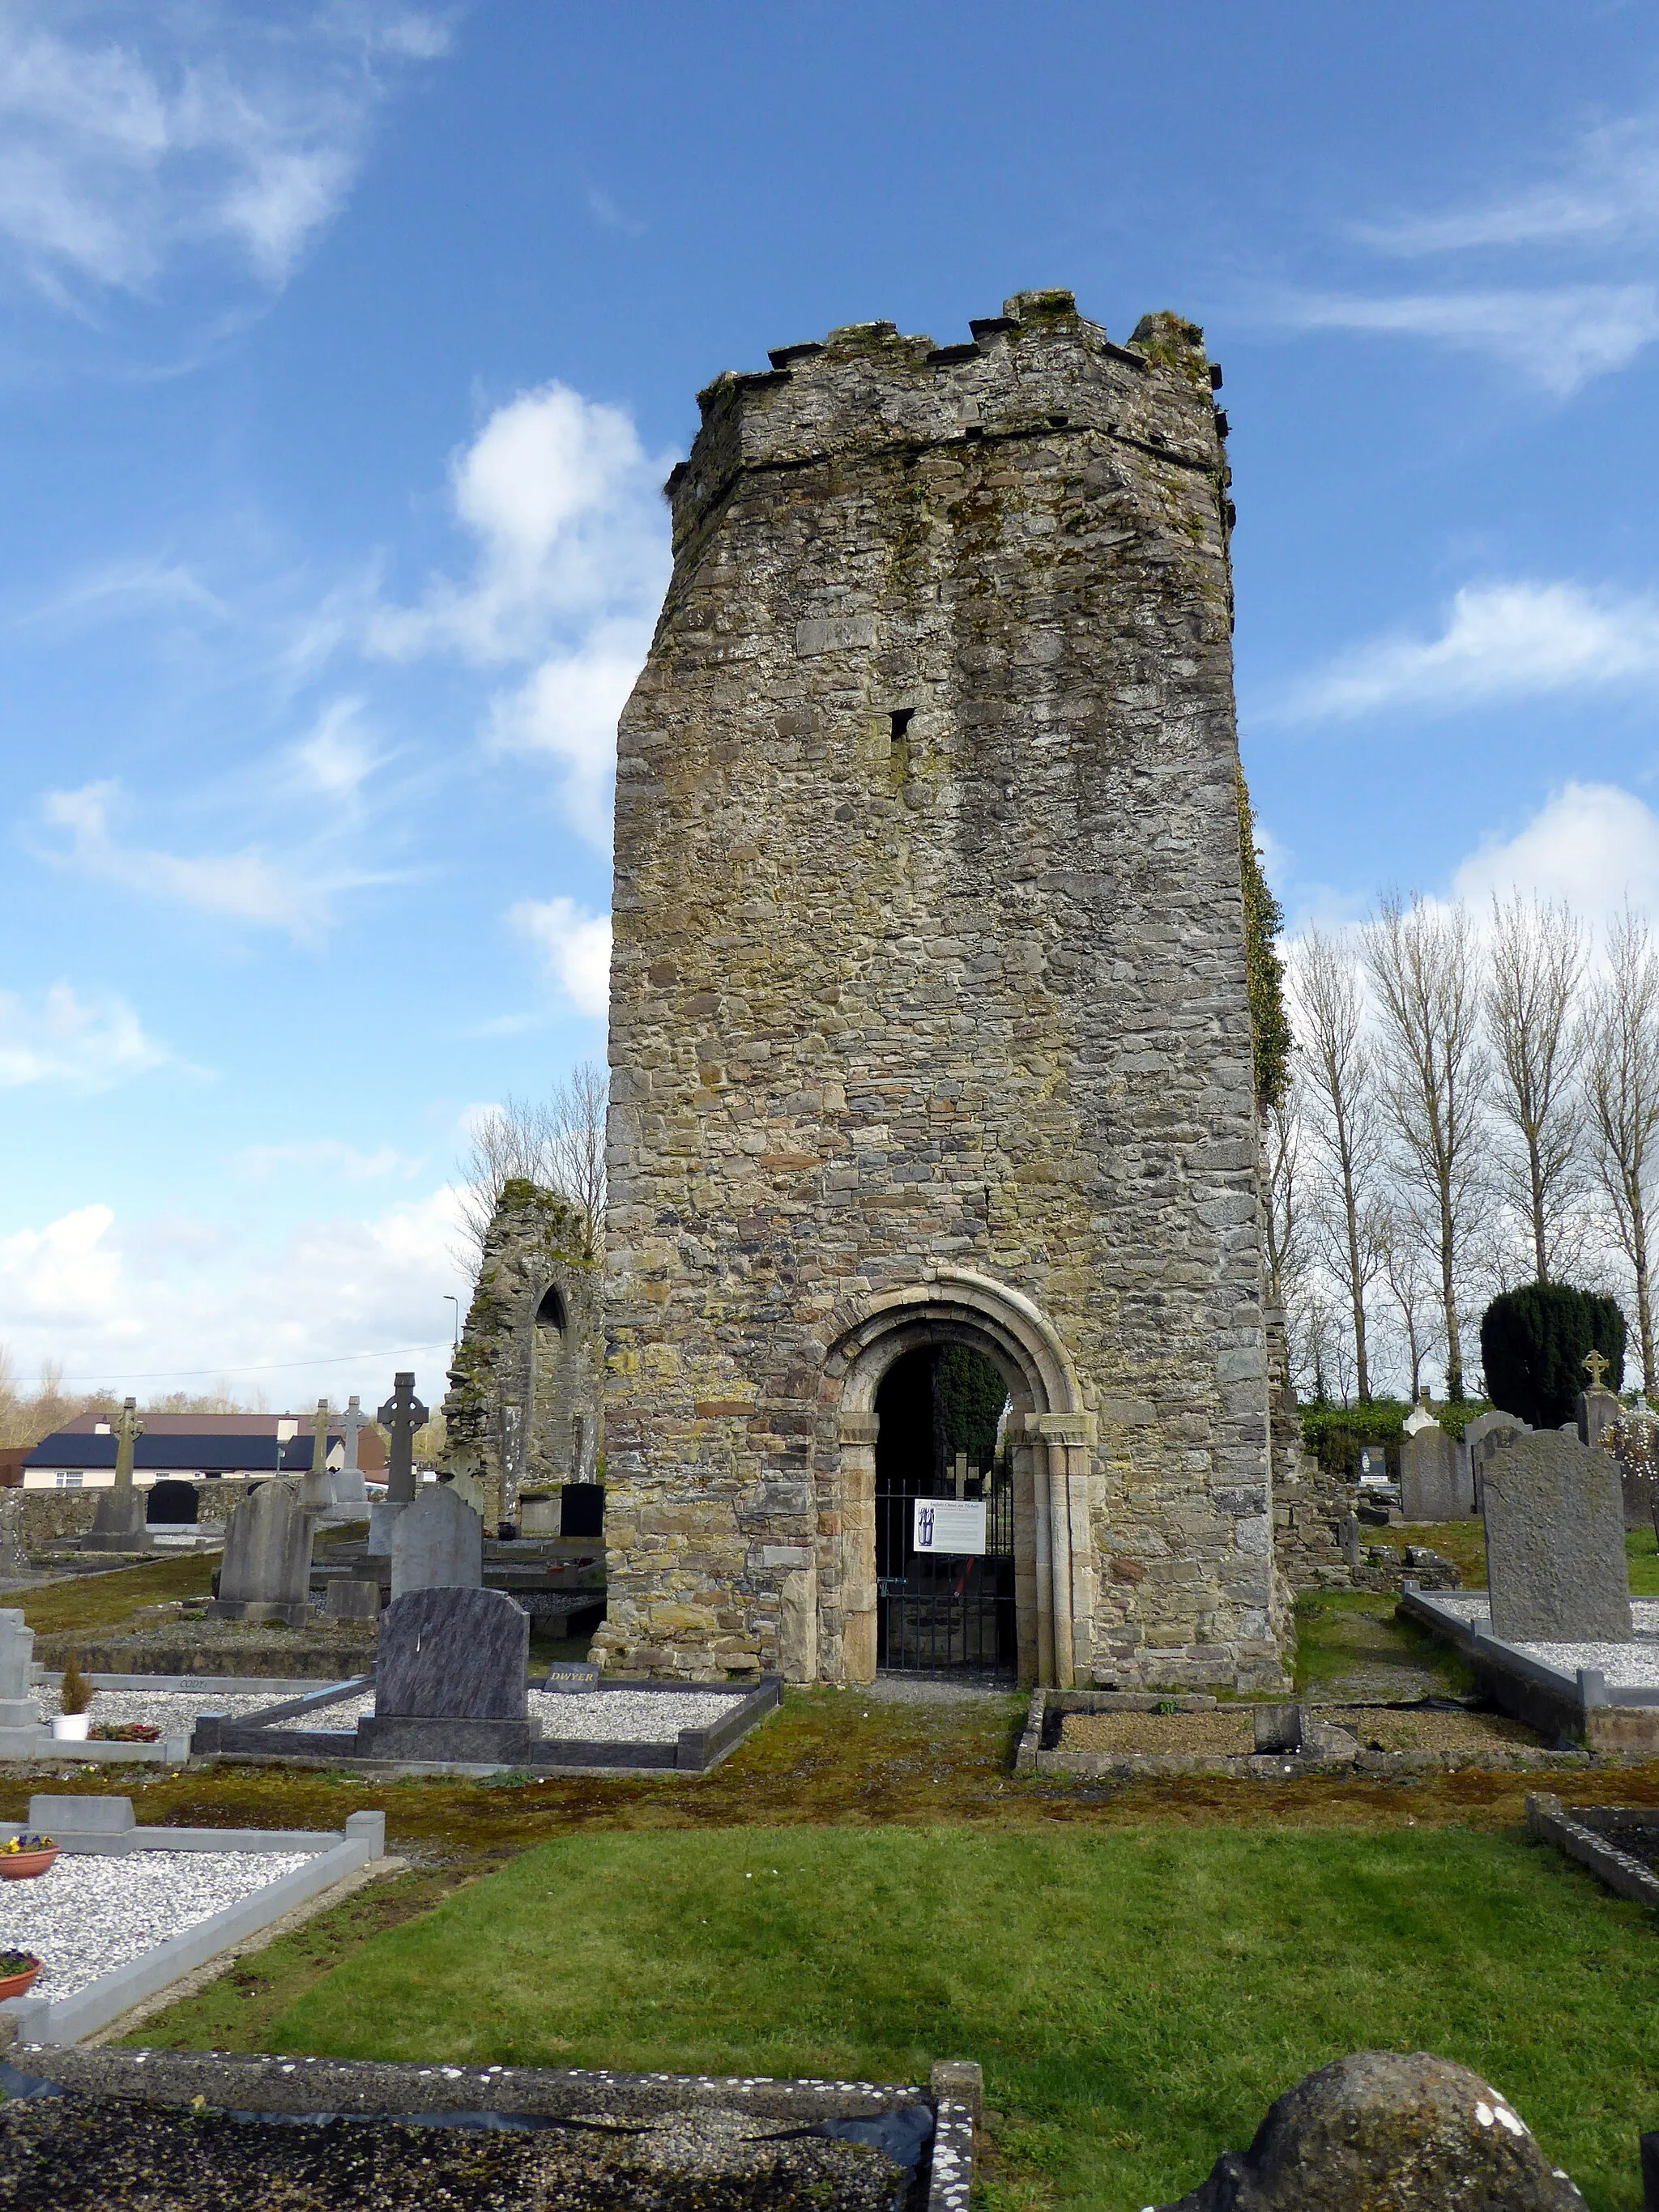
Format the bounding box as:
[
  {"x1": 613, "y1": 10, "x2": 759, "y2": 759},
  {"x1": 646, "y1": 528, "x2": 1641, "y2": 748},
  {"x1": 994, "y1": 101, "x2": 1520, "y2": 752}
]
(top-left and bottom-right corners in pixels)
[{"x1": 51, "y1": 1714, "x2": 90, "y2": 1742}]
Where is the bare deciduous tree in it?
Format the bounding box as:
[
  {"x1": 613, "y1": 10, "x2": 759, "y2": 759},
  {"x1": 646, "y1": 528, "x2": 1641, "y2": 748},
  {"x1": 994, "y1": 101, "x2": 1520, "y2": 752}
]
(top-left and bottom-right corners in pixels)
[
  {"x1": 1261, "y1": 1076, "x2": 1303, "y2": 1315},
  {"x1": 1363, "y1": 894, "x2": 1488, "y2": 1399},
  {"x1": 1485, "y1": 893, "x2": 1588, "y2": 1284},
  {"x1": 1378, "y1": 1208, "x2": 1439, "y2": 1404},
  {"x1": 1585, "y1": 906, "x2": 1659, "y2": 1388},
  {"x1": 1292, "y1": 926, "x2": 1385, "y2": 1399},
  {"x1": 455, "y1": 1060, "x2": 609, "y2": 1265}
]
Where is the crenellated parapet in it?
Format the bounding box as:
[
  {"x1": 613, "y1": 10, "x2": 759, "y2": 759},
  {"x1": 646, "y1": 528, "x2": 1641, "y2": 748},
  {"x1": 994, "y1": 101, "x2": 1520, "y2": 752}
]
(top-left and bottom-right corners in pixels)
[{"x1": 665, "y1": 292, "x2": 1230, "y2": 560}]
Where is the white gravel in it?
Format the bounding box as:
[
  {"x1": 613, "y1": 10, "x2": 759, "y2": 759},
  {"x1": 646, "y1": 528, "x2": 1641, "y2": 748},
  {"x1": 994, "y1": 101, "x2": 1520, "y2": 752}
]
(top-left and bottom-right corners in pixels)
[
  {"x1": 1418, "y1": 1594, "x2": 1659, "y2": 1686},
  {"x1": 528, "y1": 1687, "x2": 746, "y2": 1741},
  {"x1": 255, "y1": 1686, "x2": 749, "y2": 1742},
  {"x1": 0, "y1": 1850, "x2": 309, "y2": 1997},
  {"x1": 35, "y1": 1690, "x2": 290, "y2": 1733}
]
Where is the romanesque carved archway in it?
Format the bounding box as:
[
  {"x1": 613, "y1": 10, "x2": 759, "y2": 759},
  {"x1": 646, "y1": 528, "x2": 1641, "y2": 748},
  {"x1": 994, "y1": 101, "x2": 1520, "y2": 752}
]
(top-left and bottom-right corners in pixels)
[{"x1": 821, "y1": 1267, "x2": 1095, "y2": 1689}]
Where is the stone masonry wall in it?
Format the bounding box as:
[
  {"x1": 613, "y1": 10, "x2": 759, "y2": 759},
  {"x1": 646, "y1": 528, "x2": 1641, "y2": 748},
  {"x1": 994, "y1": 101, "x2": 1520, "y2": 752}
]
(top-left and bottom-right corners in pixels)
[
  {"x1": 441, "y1": 1179, "x2": 603, "y2": 1528},
  {"x1": 597, "y1": 289, "x2": 1285, "y2": 1690}
]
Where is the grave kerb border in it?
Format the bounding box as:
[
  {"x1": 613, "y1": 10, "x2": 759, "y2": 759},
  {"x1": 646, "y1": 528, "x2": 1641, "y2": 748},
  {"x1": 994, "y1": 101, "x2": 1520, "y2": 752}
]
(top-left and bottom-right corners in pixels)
[{"x1": 0, "y1": 1809, "x2": 383, "y2": 2044}]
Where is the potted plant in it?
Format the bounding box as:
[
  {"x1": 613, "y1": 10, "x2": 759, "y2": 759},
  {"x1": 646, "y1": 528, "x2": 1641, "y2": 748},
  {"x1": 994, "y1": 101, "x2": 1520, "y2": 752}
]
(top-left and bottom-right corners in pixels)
[
  {"x1": 0, "y1": 1833, "x2": 57, "y2": 1880},
  {"x1": 0, "y1": 1950, "x2": 41, "y2": 1999},
  {"x1": 52, "y1": 1652, "x2": 92, "y2": 1741}
]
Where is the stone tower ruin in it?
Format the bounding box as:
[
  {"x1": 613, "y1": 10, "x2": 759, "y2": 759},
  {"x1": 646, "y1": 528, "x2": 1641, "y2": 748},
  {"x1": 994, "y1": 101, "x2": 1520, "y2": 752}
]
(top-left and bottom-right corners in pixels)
[{"x1": 594, "y1": 289, "x2": 1286, "y2": 1692}]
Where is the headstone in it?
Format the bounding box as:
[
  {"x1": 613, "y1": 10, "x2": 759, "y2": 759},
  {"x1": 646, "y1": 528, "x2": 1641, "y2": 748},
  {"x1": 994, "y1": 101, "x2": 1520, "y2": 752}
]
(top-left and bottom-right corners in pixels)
[
  {"x1": 1578, "y1": 1346, "x2": 1621, "y2": 1449},
  {"x1": 82, "y1": 1396, "x2": 149, "y2": 1551},
  {"x1": 390, "y1": 1483, "x2": 483, "y2": 1600},
  {"x1": 1399, "y1": 1417, "x2": 1471, "y2": 1522},
  {"x1": 207, "y1": 1478, "x2": 315, "y2": 1626},
  {"x1": 355, "y1": 1586, "x2": 536, "y2": 1762},
  {"x1": 1356, "y1": 1445, "x2": 1390, "y2": 1490},
  {"x1": 1614, "y1": 1396, "x2": 1659, "y2": 1530},
  {"x1": 325, "y1": 1576, "x2": 380, "y2": 1621},
  {"x1": 1482, "y1": 1430, "x2": 1633, "y2": 1643},
  {"x1": 1461, "y1": 1409, "x2": 1532, "y2": 1510},
  {"x1": 334, "y1": 1394, "x2": 370, "y2": 1507},
  {"x1": 1338, "y1": 1512, "x2": 1363, "y2": 1578},
  {"x1": 301, "y1": 1398, "x2": 335, "y2": 1512},
  {"x1": 145, "y1": 1479, "x2": 198, "y2": 1526},
  {"x1": 0, "y1": 1612, "x2": 39, "y2": 1754}
]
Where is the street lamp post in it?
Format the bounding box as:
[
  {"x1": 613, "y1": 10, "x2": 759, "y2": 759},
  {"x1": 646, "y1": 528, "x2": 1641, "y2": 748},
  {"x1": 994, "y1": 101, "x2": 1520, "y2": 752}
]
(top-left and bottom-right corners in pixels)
[{"x1": 444, "y1": 1294, "x2": 460, "y2": 1353}]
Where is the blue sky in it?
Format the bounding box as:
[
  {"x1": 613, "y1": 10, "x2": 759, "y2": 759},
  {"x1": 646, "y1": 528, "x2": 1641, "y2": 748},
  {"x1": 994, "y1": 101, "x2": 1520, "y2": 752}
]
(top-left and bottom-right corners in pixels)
[{"x1": 3, "y1": 0, "x2": 1659, "y2": 1408}]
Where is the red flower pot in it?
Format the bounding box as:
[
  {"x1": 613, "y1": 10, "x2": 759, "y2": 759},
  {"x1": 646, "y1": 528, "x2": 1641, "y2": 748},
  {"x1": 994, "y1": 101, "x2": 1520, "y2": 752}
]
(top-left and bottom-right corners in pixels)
[
  {"x1": 0, "y1": 1848, "x2": 57, "y2": 1881},
  {"x1": 0, "y1": 1957, "x2": 41, "y2": 1999}
]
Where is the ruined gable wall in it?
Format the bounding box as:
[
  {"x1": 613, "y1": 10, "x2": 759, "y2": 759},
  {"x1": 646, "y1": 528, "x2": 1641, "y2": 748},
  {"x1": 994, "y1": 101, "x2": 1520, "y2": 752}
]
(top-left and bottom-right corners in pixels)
[
  {"x1": 598, "y1": 292, "x2": 1284, "y2": 1689},
  {"x1": 441, "y1": 1180, "x2": 603, "y2": 1525}
]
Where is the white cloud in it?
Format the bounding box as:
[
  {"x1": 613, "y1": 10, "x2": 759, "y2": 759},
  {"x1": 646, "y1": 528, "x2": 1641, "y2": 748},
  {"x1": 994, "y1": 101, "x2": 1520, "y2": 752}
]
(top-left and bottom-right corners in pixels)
[
  {"x1": 1277, "y1": 285, "x2": 1659, "y2": 398},
  {"x1": 510, "y1": 897, "x2": 612, "y2": 1020},
  {"x1": 369, "y1": 380, "x2": 670, "y2": 846},
  {"x1": 282, "y1": 696, "x2": 384, "y2": 805},
  {"x1": 0, "y1": 1185, "x2": 466, "y2": 1401},
  {"x1": 1358, "y1": 112, "x2": 1659, "y2": 257},
  {"x1": 0, "y1": 2, "x2": 449, "y2": 304},
  {"x1": 369, "y1": 383, "x2": 667, "y2": 664},
  {"x1": 36, "y1": 775, "x2": 398, "y2": 943},
  {"x1": 1279, "y1": 579, "x2": 1659, "y2": 722},
  {"x1": 1452, "y1": 781, "x2": 1659, "y2": 935},
  {"x1": 0, "y1": 982, "x2": 165, "y2": 1090},
  {"x1": 488, "y1": 617, "x2": 651, "y2": 846}
]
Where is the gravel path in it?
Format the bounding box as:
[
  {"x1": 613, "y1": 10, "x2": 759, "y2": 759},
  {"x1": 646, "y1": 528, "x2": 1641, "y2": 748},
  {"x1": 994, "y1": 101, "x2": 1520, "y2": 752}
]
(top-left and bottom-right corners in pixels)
[{"x1": 0, "y1": 1852, "x2": 309, "y2": 1998}]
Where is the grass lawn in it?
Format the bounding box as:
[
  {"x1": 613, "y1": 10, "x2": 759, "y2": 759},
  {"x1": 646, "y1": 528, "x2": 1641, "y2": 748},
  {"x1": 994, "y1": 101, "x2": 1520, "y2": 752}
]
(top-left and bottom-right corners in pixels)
[
  {"x1": 132, "y1": 1822, "x2": 1659, "y2": 2211},
  {"x1": 1291, "y1": 1588, "x2": 1474, "y2": 1698},
  {"x1": 15, "y1": 1553, "x2": 218, "y2": 1639}
]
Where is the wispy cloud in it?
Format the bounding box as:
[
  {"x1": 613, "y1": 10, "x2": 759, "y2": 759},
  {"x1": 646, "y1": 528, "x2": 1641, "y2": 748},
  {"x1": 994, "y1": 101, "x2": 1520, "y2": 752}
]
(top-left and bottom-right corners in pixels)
[
  {"x1": 509, "y1": 897, "x2": 611, "y2": 1020},
  {"x1": 1357, "y1": 111, "x2": 1659, "y2": 257},
  {"x1": 0, "y1": 982, "x2": 166, "y2": 1089},
  {"x1": 1279, "y1": 579, "x2": 1659, "y2": 722},
  {"x1": 1278, "y1": 285, "x2": 1659, "y2": 399},
  {"x1": 1271, "y1": 106, "x2": 1659, "y2": 394},
  {"x1": 36, "y1": 776, "x2": 394, "y2": 943},
  {"x1": 0, "y1": 2, "x2": 450, "y2": 307},
  {"x1": 369, "y1": 380, "x2": 670, "y2": 846}
]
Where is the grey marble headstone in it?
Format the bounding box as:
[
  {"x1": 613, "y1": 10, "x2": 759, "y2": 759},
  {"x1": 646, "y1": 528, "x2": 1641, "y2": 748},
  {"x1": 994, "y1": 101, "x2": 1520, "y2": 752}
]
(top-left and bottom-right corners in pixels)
[
  {"x1": 359, "y1": 1585, "x2": 534, "y2": 1762},
  {"x1": 390, "y1": 1483, "x2": 483, "y2": 1601},
  {"x1": 81, "y1": 1483, "x2": 149, "y2": 1553},
  {"x1": 1400, "y1": 1421, "x2": 1472, "y2": 1522},
  {"x1": 374, "y1": 1586, "x2": 527, "y2": 1720},
  {"x1": 1462, "y1": 1411, "x2": 1532, "y2": 1508},
  {"x1": 1482, "y1": 1430, "x2": 1633, "y2": 1643},
  {"x1": 207, "y1": 1478, "x2": 314, "y2": 1627}
]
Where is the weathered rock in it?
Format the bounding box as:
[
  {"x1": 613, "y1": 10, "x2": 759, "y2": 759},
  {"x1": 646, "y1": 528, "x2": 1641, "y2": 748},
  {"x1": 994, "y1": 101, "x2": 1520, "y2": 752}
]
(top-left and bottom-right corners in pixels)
[
  {"x1": 1158, "y1": 2050, "x2": 1584, "y2": 2209},
  {"x1": 599, "y1": 290, "x2": 1282, "y2": 1694}
]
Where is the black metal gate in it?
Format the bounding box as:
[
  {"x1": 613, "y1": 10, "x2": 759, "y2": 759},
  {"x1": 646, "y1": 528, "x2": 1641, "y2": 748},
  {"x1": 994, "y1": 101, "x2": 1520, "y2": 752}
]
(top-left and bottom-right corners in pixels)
[{"x1": 876, "y1": 1474, "x2": 1016, "y2": 1673}]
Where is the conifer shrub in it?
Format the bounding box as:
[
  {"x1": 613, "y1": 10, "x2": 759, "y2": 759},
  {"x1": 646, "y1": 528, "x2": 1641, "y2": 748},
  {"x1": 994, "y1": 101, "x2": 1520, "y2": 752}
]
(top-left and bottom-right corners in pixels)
[{"x1": 1479, "y1": 1283, "x2": 1626, "y2": 1430}]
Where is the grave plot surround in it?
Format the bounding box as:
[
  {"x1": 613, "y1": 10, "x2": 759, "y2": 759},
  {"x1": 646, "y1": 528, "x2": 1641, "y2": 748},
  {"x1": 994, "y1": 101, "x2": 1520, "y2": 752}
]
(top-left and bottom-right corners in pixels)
[{"x1": 597, "y1": 292, "x2": 1282, "y2": 1692}]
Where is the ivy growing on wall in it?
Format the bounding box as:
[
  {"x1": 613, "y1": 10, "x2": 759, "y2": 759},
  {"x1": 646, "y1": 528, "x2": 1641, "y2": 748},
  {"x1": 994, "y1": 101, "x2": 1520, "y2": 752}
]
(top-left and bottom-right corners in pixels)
[{"x1": 1236, "y1": 763, "x2": 1292, "y2": 1115}]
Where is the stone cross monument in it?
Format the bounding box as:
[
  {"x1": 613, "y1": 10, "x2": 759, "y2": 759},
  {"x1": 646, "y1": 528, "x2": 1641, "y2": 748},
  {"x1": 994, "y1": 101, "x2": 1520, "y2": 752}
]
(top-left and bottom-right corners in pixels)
[
  {"x1": 301, "y1": 1397, "x2": 335, "y2": 1512},
  {"x1": 334, "y1": 1393, "x2": 369, "y2": 1507},
  {"x1": 83, "y1": 1396, "x2": 148, "y2": 1552},
  {"x1": 1579, "y1": 1346, "x2": 1622, "y2": 1450},
  {"x1": 369, "y1": 1371, "x2": 427, "y2": 1556}
]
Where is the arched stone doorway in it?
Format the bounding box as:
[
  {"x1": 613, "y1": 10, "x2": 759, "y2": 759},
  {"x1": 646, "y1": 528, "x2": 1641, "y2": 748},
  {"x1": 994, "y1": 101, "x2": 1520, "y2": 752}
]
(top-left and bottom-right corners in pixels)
[{"x1": 823, "y1": 1267, "x2": 1096, "y2": 1690}]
